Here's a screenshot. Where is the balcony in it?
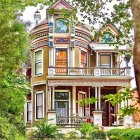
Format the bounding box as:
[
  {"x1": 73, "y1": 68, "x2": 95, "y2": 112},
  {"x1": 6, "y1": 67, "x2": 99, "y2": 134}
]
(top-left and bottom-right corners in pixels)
[{"x1": 48, "y1": 67, "x2": 131, "y2": 77}]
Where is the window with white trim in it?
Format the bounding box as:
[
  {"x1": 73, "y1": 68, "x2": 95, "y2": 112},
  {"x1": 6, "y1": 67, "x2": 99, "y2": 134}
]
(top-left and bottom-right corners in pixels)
[
  {"x1": 27, "y1": 101, "x2": 32, "y2": 121},
  {"x1": 35, "y1": 50, "x2": 43, "y2": 75},
  {"x1": 81, "y1": 51, "x2": 87, "y2": 67},
  {"x1": 100, "y1": 54, "x2": 111, "y2": 68},
  {"x1": 36, "y1": 93, "x2": 43, "y2": 119}
]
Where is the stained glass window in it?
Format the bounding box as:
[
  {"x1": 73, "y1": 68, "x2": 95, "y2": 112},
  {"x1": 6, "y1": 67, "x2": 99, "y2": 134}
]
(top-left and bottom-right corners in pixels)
[
  {"x1": 55, "y1": 92, "x2": 69, "y2": 100},
  {"x1": 55, "y1": 19, "x2": 69, "y2": 33},
  {"x1": 101, "y1": 32, "x2": 114, "y2": 43}
]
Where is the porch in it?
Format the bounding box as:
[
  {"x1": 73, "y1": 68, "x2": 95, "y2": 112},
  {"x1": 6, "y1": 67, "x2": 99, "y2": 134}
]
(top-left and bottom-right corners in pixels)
[
  {"x1": 48, "y1": 67, "x2": 131, "y2": 77},
  {"x1": 47, "y1": 86, "x2": 127, "y2": 127}
]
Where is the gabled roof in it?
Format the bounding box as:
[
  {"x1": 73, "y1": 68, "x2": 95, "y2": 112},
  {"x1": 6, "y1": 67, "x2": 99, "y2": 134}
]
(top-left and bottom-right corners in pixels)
[
  {"x1": 99, "y1": 23, "x2": 121, "y2": 37},
  {"x1": 47, "y1": 0, "x2": 73, "y2": 10}
]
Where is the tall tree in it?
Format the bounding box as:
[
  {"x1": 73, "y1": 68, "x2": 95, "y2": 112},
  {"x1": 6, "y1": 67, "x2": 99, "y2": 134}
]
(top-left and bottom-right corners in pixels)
[
  {"x1": 131, "y1": 0, "x2": 140, "y2": 102},
  {"x1": 70, "y1": 0, "x2": 140, "y2": 100}
]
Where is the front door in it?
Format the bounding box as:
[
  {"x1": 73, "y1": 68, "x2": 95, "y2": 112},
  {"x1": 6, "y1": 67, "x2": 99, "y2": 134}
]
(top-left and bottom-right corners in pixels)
[
  {"x1": 55, "y1": 101, "x2": 68, "y2": 116},
  {"x1": 55, "y1": 92, "x2": 69, "y2": 124}
]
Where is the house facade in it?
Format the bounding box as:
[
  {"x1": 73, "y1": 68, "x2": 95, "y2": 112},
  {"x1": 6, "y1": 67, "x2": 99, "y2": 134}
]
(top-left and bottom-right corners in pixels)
[{"x1": 24, "y1": 0, "x2": 132, "y2": 127}]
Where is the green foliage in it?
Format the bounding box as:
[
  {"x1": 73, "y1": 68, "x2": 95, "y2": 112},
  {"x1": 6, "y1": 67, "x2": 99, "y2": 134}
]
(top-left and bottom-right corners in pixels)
[
  {"x1": 92, "y1": 129, "x2": 106, "y2": 140},
  {"x1": 0, "y1": 117, "x2": 28, "y2": 140},
  {"x1": 104, "y1": 86, "x2": 140, "y2": 117},
  {"x1": 105, "y1": 86, "x2": 132, "y2": 106},
  {"x1": 106, "y1": 128, "x2": 126, "y2": 140},
  {"x1": 78, "y1": 97, "x2": 98, "y2": 106},
  {"x1": 77, "y1": 123, "x2": 99, "y2": 138},
  {"x1": 65, "y1": 131, "x2": 80, "y2": 139},
  {"x1": 121, "y1": 129, "x2": 140, "y2": 140},
  {"x1": 106, "y1": 128, "x2": 140, "y2": 140},
  {"x1": 0, "y1": 0, "x2": 32, "y2": 139},
  {"x1": 33, "y1": 119, "x2": 63, "y2": 139}
]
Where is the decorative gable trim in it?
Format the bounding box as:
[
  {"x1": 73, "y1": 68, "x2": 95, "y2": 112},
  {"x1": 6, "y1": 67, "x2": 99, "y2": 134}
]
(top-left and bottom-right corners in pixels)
[
  {"x1": 100, "y1": 23, "x2": 121, "y2": 37},
  {"x1": 48, "y1": 0, "x2": 73, "y2": 10}
]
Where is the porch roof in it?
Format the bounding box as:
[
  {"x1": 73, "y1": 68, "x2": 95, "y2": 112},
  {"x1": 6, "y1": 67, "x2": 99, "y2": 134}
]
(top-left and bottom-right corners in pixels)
[{"x1": 47, "y1": 78, "x2": 130, "y2": 87}]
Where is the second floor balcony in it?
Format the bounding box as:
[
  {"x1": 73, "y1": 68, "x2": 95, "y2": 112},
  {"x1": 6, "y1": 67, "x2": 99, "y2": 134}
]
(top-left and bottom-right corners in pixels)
[{"x1": 48, "y1": 67, "x2": 131, "y2": 77}]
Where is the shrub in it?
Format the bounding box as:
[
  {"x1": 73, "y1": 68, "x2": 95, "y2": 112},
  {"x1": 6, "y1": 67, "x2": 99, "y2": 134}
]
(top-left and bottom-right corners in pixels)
[
  {"x1": 106, "y1": 128, "x2": 140, "y2": 140},
  {"x1": 33, "y1": 119, "x2": 63, "y2": 139},
  {"x1": 106, "y1": 128, "x2": 126, "y2": 140},
  {"x1": 121, "y1": 129, "x2": 140, "y2": 140},
  {"x1": 65, "y1": 131, "x2": 80, "y2": 139},
  {"x1": 92, "y1": 129, "x2": 106, "y2": 140},
  {"x1": 77, "y1": 123, "x2": 99, "y2": 138}
]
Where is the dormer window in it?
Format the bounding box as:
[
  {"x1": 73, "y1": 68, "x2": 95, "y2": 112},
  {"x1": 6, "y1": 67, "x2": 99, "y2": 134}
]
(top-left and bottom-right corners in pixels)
[
  {"x1": 101, "y1": 32, "x2": 114, "y2": 43},
  {"x1": 55, "y1": 18, "x2": 69, "y2": 33}
]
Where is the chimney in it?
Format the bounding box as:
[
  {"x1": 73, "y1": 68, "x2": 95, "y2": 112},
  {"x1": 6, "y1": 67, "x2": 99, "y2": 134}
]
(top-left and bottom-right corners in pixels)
[{"x1": 34, "y1": 10, "x2": 41, "y2": 25}]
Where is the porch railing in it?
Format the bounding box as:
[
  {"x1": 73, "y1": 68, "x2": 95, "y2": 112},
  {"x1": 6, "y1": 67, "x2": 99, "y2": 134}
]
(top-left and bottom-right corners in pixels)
[
  {"x1": 48, "y1": 67, "x2": 131, "y2": 77},
  {"x1": 56, "y1": 116, "x2": 93, "y2": 127}
]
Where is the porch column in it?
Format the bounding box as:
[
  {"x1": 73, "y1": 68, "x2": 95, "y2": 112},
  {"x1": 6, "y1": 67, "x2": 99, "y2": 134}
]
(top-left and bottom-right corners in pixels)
[
  {"x1": 47, "y1": 86, "x2": 52, "y2": 110},
  {"x1": 95, "y1": 87, "x2": 98, "y2": 110},
  {"x1": 52, "y1": 87, "x2": 55, "y2": 110},
  {"x1": 88, "y1": 87, "x2": 91, "y2": 115},
  {"x1": 98, "y1": 87, "x2": 101, "y2": 110},
  {"x1": 96, "y1": 51, "x2": 99, "y2": 66},
  {"x1": 72, "y1": 86, "x2": 76, "y2": 115},
  {"x1": 93, "y1": 87, "x2": 103, "y2": 126}
]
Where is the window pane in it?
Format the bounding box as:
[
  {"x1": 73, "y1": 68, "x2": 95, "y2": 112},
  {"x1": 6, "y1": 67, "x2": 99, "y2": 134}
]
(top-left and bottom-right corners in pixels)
[
  {"x1": 27, "y1": 112, "x2": 32, "y2": 121},
  {"x1": 37, "y1": 93, "x2": 43, "y2": 106},
  {"x1": 55, "y1": 92, "x2": 69, "y2": 100},
  {"x1": 101, "y1": 33, "x2": 114, "y2": 43},
  {"x1": 35, "y1": 51, "x2": 42, "y2": 62},
  {"x1": 100, "y1": 55, "x2": 111, "y2": 67},
  {"x1": 81, "y1": 51, "x2": 87, "y2": 67},
  {"x1": 36, "y1": 93, "x2": 43, "y2": 119},
  {"x1": 56, "y1": 49, "x2": 67, "y2": 67},
  {"x1": 27, "y1": 102, "x2": 32, "y2": 111},
  {"x1": 27, "y1": 102, "x2": 32, "y2": 121},
  {"x1": 37, "y1": 106, "x2": 43, "y2": 118},
  {"x1": 35, "y1": 50, "x2": 42, "y2": 75},
  {"x1": 55, "y1": 19, "x2": 69, "y2": 33}
]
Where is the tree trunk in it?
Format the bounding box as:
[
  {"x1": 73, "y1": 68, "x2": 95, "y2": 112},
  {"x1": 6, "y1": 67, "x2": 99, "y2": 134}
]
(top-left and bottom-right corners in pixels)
[{"x1": 131, "y1": 0, "x2": 140, "y2": 102}]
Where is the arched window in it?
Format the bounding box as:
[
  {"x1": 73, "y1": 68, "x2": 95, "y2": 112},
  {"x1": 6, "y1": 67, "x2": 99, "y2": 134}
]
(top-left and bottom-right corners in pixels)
[
  {"x1": 55, "y1": 18, "x2": 69, "y2": 33},
  {"x1": 101, "y1": 32, "x2": 114, "y2": 43}
]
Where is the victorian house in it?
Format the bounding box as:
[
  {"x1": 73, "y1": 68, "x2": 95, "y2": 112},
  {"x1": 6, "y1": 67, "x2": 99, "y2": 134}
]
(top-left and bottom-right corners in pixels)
[{"x1": 24, "y1": 0, "x2": 132, "y2": 127}]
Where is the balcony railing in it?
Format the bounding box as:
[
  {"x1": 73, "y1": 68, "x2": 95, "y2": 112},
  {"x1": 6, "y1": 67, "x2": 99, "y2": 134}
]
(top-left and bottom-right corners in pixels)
[
  {"x1": 48, "y1": 67, "x2": 131, "y2": 77},
  {"x1": 56, "y1": 116, "x2": 93, "y2": 127}
]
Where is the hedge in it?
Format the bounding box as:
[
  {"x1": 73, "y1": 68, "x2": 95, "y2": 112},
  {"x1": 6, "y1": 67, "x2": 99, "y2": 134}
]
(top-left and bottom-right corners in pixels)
[{"x1": 106, "y1": 128, "x2": 140, "y2": 140}]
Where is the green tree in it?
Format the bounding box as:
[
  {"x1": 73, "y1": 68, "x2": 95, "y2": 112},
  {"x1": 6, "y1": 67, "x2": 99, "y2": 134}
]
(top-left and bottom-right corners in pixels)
[
  {"x1": 69, "y1": 0, "x2": 140, "y2": 101},
  {"x1": 0, "y1": 0, "x2": 31, "y2": 138}
]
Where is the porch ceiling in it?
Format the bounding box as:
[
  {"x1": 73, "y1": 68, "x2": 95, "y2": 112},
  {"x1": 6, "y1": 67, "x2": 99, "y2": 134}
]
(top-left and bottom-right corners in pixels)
[{"x1": 47, "y1": 79, "x2": 130, "y2": 87}]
